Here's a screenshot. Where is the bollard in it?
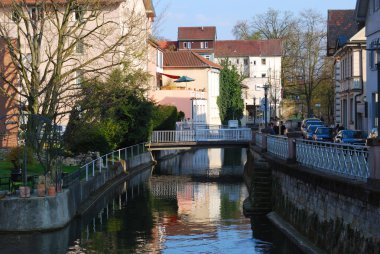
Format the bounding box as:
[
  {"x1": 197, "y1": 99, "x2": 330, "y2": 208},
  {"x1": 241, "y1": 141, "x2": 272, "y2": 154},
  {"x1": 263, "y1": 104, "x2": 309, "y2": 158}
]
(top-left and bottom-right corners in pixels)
[{"x1": 286, "y1": 132, "x2": 301, "y2": 163}]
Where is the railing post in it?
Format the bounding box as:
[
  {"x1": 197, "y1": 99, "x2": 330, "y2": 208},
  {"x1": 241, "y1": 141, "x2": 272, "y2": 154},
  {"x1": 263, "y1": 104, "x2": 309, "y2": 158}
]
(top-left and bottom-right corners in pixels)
[
  {"x1": 262, "y1": 134, "x2": 268, "y2": 152},
  {"x1": 252, "y1": 131, "x2": 256, "y2": 145},
  {"x1": 86, "y1": 164, "x2": 88, "y2": 181},
  {"x1": 286, "y1": 132, "x2": 300, "y2": 163},
  {"x1": 366, "y1": 139, "x2": 380, "y2": 186}
]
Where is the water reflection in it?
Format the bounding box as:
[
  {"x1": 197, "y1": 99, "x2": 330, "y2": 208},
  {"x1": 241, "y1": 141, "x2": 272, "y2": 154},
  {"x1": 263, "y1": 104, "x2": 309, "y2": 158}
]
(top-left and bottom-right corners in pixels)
[
  {"x1": 0, "y1": 148, "x2": 302, "y2": 254},
  {"x1": 157, "y1": 148, "x2": 246, "y2": 178}
]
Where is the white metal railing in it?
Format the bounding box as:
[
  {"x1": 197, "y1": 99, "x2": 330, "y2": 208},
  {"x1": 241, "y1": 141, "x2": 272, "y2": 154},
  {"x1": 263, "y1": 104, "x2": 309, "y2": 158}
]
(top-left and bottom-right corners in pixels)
[
  {"x1": 296, "y1": 139, "x2": 369, "y2": 180},
  {"x1": 63, "y1": 143, "x2": 151, "y2": 185},
  {"x1": 151, "y1": 128, "x2": 252, "y2": 143},
  {"x1": 267, "y1": 135, "x2": 288, "y2": 160},
  {"x1": 255, "y1": 132, "x2": 264, "y2": 148}
]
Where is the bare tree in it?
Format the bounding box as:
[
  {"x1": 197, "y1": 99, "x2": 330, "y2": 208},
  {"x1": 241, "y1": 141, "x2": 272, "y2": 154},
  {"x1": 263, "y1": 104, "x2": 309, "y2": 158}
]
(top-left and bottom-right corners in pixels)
[
  {"x1": 232, "y1": 20, "x2": 251, "y2": 40},
  {"x1": 251, "y1": 8, "x2": 297, "y2": 40},
  {"x1": 0, "y1": 0, "x2": 152, "y2": 176},
  {"x1": 284, "y1": 10, "x2": 330, "y2": 117}
]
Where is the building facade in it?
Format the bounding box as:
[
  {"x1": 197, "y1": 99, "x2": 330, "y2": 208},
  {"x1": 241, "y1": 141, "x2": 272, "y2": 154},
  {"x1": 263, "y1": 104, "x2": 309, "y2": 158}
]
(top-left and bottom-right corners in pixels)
[
  {"x1": 356, "y1": 0, "x2": 380, "y2": 132},
  {"x1": 214, "y1": 40, "x2": 282, "y2": 126},
  {"x1": 150, "y1": 51, "x2": 222, "y2": 125},
  {"x1": 0, "y1": 0, "x2": 156, "y2": 147}
]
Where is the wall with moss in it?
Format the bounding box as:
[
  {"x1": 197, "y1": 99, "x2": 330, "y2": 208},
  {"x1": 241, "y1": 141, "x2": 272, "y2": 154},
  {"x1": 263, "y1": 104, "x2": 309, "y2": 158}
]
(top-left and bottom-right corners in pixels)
[{"x1": 272, "y1": 170, "x2": 380, "y2": 254}]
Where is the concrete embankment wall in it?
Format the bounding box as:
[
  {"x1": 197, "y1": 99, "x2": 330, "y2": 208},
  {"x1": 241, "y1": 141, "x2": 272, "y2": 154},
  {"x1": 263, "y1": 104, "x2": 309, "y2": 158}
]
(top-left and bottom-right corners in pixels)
[
  {"x1": 246, "y1": 147, "x2": 380, "y2": 254},
  {"x1": 0, "y1": 152, "x2": 153, "y2": 232}
]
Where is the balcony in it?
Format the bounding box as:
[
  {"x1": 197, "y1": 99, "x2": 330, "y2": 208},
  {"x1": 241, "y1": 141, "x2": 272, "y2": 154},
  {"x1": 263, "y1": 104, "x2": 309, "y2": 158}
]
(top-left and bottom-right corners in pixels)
[{"x1": 339, "y1": 77, "x2": 362, "y2": 93}]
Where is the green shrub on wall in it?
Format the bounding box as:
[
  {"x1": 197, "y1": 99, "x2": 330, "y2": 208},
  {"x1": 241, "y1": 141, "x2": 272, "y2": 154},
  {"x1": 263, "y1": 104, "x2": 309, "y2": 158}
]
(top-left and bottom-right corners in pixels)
[{"x1": 152, "y1": 105, "x2": 178, "y2": 130}]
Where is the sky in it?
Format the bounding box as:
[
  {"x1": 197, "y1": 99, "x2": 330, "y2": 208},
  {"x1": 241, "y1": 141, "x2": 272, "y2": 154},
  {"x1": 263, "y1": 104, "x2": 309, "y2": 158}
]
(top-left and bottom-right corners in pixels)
[{"x1": 153, "y1": 0, "x2": 358, "y2": 40}]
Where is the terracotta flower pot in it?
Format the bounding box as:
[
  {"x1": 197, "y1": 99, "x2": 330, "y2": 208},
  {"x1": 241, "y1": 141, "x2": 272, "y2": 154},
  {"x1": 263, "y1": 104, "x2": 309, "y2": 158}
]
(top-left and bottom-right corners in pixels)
[
  {"x1": 37, "y1": 183, "x2": 46, "y2": 197},
  {"x1": 19, "y1": 186, "x2": 31, "y2": 198},
  {"x1": 48, "y1": 186, "x2": 56, "y2": 197}
]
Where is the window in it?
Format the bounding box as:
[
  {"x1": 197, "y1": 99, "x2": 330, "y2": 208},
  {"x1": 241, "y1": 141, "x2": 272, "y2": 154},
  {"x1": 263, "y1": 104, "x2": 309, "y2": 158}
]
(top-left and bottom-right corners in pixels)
[
  {"x1": 236, "y1": 59, "x2": 240, "y2": 64},
  {"x1": 183, "y1": 42, "x2": 191, "y2": 49},
  {"x1": 262, "y1": 73, "x2": 266, "y2": 78},
  {"x1": 253, "y1": 60, "x2": 256, "y2": 65},
  {"x1": 204, "y1": 41, "x2": 208, "y2": 48},
  {"x1": 244, "y1": 59, "x2": 249, "y2": 65},
  {"x1": 76, "y1": 39, "x2": 84, "y2": 54},
  {"x1": 12, "y1": 11, "x2": 20, "y2": 23},
  {"x1": 28, "y1": 7, "x2": 41, "y2": 22},
  {"x1": 76, "y1": 70, "x2": 84, "y2": 86},
  {"x1": 74, "y1": 6, "x2": 84, "y2": 22},
  {"x1": 200, "y1": 42, "x2": 204, "y2": 49},
  {"x1": 204, "y1": 55, "x2": 210, "y2": 60},
  {"x1": 157, "y1": 50, "x2": 163, "y2": 68},
  {"x1": 261, "y1": 58, "x2": 266, "y2": 65},
  {"x1": 374, "y1": 0, "x2": 380, "y2": 11}
]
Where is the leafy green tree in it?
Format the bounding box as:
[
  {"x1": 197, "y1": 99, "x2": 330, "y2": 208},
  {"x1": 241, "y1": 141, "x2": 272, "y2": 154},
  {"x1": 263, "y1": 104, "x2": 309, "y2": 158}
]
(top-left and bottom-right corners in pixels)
[
  {"x1": 217, "y1": 59, "x2": 244, "y2": 124},
  {"x1": 152, "y1": 105, "x2": 178, "y2": 131},
  {"x1": 64, "y1": 67, "x2": 155, "y2": 154}
]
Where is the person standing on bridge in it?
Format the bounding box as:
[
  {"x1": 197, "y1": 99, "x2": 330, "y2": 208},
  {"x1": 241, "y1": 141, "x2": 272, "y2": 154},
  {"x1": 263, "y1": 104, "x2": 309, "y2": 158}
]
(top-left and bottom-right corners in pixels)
[{"x1": 280, "y1": 121, "x2": 286, "y2": 135}]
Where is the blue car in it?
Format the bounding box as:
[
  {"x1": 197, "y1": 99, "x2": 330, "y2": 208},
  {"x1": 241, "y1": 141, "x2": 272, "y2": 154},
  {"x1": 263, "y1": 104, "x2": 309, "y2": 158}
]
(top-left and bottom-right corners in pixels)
[
  {"x1": 312, "y1": 127, "x2": 334, "y2": 142},
  {"x1": 334, "y1": 130, "x2": 367, "y2": 145},
  {"x1": 304, "y1": 124, "x2": 324, "y2": 140}
]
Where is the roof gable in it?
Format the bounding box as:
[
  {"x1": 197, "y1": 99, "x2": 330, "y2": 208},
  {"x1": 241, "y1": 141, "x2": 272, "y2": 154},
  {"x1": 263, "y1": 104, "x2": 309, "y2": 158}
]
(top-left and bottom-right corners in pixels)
[
  {"x1": 327, "y1": 10, "x2": 359, "y2": 56},
  {"x1": 215, "y1": 40, "x2": 282, "y2": 57},
  {"x1": 178, "y1": 26, "x2": 216, "y2": 41}
]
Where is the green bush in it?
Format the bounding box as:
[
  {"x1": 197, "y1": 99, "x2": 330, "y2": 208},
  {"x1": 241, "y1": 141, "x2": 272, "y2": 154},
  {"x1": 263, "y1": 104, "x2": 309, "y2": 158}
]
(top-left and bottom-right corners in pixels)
[
  {"x1": 152, "y1": 105, "x2": 178, "y2": 130},
  {"x1": 64, "y1": 123, "x2": 111, "y2": 155}
]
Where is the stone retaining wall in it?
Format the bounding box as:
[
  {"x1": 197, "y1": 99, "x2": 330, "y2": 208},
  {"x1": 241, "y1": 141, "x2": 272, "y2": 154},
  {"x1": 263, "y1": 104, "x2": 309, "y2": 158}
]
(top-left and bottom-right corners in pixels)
[
  {"x1": 261, "y1": 150, "x2": 380, "y2": 254},
  {"x1": 0, "y1": 152, "x2": 153, "y2": 232}
]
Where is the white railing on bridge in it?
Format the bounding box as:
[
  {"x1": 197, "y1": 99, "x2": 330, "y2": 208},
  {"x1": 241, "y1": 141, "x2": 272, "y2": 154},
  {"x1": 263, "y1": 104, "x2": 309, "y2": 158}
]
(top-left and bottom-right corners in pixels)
[
  {"x1": 151, "y1": 128, "x2": 252, "y2": 143},
  {"x1": 267, "y1": 135, "x2": 288, "y2": 160},
  {"x1": 296, "y1": 139, "x2": 369, "y2": 180}
]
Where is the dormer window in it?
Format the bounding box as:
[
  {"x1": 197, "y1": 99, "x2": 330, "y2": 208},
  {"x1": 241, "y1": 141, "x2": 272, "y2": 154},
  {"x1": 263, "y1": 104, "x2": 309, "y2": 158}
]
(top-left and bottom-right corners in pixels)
[{"x1": 183, "y1": 42, "x2": 191, "y2": 49}]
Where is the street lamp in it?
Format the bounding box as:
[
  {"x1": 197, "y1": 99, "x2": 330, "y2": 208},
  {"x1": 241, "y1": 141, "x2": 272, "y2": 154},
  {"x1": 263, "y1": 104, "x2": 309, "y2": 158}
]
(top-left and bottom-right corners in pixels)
[
  {"x1": 253, "y1": 96, "x2": 256, "y2": 125},
  {"x1": 262, "y1": 83, "x2": 270, "y2": 127},
  {"x1": 377, "y1": 62, "x2": 380, "y2": 138}
]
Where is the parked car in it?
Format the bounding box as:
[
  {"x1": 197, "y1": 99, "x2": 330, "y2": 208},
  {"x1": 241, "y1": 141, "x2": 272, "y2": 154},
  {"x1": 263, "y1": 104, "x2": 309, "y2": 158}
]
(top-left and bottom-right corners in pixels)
[
  {"x1": 334, "y1": 130, "x2": 367, "y2": 145},
  {"x1": 304, "y1": 124, "x2": 324, "y2": 140},
  {"x1": 312, "y1": 127, "x2": 334, "y2": 142},
  {"x1": 301, "y1": 118, "x2": 323, "y2": 135}
]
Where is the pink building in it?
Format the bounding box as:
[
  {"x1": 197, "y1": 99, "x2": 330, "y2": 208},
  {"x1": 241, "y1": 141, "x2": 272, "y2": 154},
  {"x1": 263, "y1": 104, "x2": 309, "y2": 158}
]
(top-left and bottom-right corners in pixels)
[{"x1": 150, "y1": 51, "x2": 222, "y2": 125}]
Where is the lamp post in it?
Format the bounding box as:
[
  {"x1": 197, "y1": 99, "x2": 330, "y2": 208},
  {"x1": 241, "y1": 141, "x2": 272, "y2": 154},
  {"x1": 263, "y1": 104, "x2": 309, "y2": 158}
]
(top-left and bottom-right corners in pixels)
[
  {"x1": 377, "y1": 62, "x2": 380, "y2": 138},
  {"x1": 263, "y1": 83, "x2": 270, "y2": 127},
  {"x1": 253, "y1": 96, "x2": 256, "y2": 125}
]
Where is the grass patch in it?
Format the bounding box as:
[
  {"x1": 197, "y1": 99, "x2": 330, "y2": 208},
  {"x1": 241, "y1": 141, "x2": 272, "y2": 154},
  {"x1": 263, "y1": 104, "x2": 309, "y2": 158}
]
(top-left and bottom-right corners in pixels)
[{"x1": 0, "y1": 160, "x2": 80, "y2": 177}]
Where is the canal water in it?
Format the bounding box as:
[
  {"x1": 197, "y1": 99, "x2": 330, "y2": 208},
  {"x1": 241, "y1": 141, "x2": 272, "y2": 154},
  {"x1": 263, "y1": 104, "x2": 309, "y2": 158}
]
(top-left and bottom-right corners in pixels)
[{"x1": 0, "y1": 148, "x2": 302, "y2": 254}]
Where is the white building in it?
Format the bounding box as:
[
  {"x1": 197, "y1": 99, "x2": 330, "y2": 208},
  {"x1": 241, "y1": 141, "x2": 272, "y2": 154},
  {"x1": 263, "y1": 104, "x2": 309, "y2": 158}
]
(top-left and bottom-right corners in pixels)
[
  {"x1": 333, "y1": 28, "x2": 367, "y2": 131},
  {"x1": 356, "y1": 0, "x2": 380, "y2": 132},
  {"x1": 214, "y1": 40, "x2": 282, "y2": 126}
]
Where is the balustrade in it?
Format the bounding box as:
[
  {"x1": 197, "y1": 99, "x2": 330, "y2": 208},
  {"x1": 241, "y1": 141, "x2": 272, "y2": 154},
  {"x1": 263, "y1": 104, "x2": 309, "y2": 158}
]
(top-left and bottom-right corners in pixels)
[
  {"x1": 267, "y1": 135, "x2": 289, "y2": 160},
  {"x1": 252, "y1": 132, "x2": 372, "y2": 181}
]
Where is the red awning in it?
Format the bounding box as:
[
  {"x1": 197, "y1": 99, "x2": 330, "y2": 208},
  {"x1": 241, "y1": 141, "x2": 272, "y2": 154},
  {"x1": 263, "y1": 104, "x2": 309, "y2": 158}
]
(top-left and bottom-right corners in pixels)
[{"x1": 161, "y1": 73, "x2": 180, "y2": 79}]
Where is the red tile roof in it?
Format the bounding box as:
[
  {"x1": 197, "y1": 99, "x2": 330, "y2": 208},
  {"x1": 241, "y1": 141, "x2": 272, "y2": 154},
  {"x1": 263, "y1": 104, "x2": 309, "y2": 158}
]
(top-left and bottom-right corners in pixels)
[
  {"x1": 327, "y1": 10, "x2": 359, "y2": 56},
  {"x1": 215, "y1": 40, "x2": 282, "y2": 57},
  {"x1": 178, "y1": 26, "x2": 216, "y2": 41},
  {"x1": 164, "y1": 51, "x2": 221, "y2": 69}
]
